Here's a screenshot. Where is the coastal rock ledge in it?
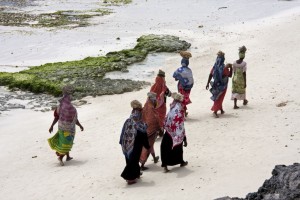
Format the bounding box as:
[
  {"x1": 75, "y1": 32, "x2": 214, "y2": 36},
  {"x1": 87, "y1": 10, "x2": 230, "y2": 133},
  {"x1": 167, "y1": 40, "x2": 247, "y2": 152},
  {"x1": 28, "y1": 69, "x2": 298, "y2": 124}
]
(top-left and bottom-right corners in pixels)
[
  {"x1": 0, "y1": 34, "x2": 191, "y2": 99},
  {"x1": 216, "y1": 163, "x2": 300, "y2": 200}
]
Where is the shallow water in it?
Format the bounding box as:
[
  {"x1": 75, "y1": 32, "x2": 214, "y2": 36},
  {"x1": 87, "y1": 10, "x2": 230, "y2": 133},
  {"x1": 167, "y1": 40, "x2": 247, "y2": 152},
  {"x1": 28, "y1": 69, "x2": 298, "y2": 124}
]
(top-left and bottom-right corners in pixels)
[{"x1": 105, "y1": 53, "x2": 173, "y2": 81}]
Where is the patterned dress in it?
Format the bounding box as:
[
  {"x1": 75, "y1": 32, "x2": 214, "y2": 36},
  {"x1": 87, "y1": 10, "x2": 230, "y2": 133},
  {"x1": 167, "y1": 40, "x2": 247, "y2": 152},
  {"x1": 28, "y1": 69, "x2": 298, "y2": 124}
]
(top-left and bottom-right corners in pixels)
[{"x1": 231, "y1": 61, "x2": 247, "y2": 100}]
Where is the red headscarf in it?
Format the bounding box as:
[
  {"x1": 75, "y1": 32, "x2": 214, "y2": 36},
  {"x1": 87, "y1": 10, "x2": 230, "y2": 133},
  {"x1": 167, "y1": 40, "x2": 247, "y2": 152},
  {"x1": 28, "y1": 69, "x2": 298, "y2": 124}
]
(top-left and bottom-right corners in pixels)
[{"x1": 150, "y1": 76, "x2": 167, "y2": 109}]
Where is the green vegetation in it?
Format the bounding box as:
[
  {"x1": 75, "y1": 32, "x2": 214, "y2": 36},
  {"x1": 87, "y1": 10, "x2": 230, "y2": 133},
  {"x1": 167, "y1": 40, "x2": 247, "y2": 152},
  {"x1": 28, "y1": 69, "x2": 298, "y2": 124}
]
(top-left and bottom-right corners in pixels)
[
  {"x1": 103, "y1": 0, "x2": 132, "y2": 5},
  {"x1": 0, "y1": 8, "x2": 112, "y2": 28},
  {"x1": 0, "y1": 35, "x2": 191, "y2": 98}
]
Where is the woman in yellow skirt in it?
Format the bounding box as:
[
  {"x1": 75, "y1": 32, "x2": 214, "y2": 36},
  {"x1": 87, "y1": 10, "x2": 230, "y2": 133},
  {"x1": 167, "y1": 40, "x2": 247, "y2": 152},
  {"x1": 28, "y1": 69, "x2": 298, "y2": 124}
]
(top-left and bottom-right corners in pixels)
[{"x1": 48, "y1": 85, "x2": 84, "y2": 166}]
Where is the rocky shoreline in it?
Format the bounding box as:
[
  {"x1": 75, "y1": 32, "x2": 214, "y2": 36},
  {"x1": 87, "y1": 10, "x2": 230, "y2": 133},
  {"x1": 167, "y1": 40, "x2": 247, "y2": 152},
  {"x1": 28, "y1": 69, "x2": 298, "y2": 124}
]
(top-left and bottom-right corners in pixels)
[
  {"x1": 216, "y1": 163, "x2": 300, "y2": 200},
  {"x1": 0, "y1": 34, "x2": 191, "y2": 113}
]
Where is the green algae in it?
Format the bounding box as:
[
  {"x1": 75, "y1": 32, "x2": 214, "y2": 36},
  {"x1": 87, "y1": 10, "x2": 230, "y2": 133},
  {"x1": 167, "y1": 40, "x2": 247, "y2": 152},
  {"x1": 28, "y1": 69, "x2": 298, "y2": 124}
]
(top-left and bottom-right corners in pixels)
[
  {"x1": 103, "y1": 0, "x2": 132, "y2": 5},
  {"x1": 0, "y1": 8, "x2": 112, "y2": 28},
  {"x1": 0, "y1": 34, "x2": 191, "y2": 98}
]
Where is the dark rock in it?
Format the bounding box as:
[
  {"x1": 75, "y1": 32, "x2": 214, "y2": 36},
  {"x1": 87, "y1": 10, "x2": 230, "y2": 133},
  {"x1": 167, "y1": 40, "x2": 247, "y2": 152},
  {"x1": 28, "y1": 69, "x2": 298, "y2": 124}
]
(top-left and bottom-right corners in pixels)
[{"x1": 216, "y1": 163, "x2": 300, "y2": 200}]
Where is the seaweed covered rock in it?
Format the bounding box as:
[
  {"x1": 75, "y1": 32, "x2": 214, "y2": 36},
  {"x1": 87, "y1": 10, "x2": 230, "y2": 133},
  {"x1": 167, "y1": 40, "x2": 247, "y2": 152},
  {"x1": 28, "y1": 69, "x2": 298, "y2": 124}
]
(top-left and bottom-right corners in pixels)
[
  {"x1": 216, "y1": 163, "x2": 300, "y2": 200},
  {"x1": 0, "y1": 34, "x2": 191, "y2": 98}
]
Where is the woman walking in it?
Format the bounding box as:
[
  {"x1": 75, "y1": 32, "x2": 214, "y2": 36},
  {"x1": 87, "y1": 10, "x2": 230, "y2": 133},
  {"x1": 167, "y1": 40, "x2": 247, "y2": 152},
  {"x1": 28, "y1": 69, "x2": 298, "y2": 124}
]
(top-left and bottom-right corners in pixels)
[
  {"x1": 140, "y1": 92, "x2": 161, "y2": 170},
  {"x1": 48, "y1": 85, "x2": 84, "y2": 166},
  {"x1": 120, "y1": 100, "x2": 150, "y2": 185},
  {"x1": 206, "y1": 51, "x2": 232, "y2": 118},
  {"x1": 150, "y1": 69, "x2": 172, "y2": 136},
  {"x1": 231, "y1": 46, "x2": 248, "y2": 109},
  {"x1": 173, "y1": 51, "x2": 194, "y2": 117},
  {"x1": 161, "y1": 92, "x2": 188, "y2": 172}
]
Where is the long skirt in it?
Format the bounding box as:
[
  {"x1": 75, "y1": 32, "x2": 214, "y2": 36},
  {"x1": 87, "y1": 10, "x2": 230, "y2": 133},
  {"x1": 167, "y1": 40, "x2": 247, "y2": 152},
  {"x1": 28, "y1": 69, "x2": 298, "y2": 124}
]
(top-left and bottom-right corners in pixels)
[
  {"x1": 48, "y1": 130, "x2": 74, "y2": 155},
  {"x1": 140, "y1": 132, "x2": 158, "y2": 164},
  {"x1": 178, "y1": 85, "x2": 191, "y2": 111},
  {"x1": 211, "y1": 88, "x2": 227, "y2": 112},
  {"x1": 121, "y1": 157, "x2": 140, "y2": 181},
  {"x1": 160, "y1": 132, "x2": 184, "y2": 167}
]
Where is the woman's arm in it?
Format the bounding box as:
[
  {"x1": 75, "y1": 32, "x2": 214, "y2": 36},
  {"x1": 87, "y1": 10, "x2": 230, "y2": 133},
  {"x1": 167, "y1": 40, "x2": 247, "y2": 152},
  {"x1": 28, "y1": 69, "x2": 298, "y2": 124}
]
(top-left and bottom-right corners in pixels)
[
  {"x1": 243, "y1": 72, "x2": 247, "y2": 88},
  {"x1": 76, "y1": 119, "x2": 84, "y2": 131},
  {"x1": 206, "y1": 73, "x2": 213, "y2": 90},
  {"x1": 49, "y1": 109, "x2": 59, "y2": 133},
  {"x1": 49, "y1": 117, "x2": 59, "y2": 133},
  {"x1": 183, "y1": 136, "x2": 187, "y2": 147}
]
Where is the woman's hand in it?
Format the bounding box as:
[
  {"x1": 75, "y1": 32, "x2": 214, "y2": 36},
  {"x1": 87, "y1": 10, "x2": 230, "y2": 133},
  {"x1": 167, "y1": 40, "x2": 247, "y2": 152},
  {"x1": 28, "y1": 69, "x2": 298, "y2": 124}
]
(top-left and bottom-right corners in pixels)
[
  {"x1": 206, "y1": 84, "x2": 209, "y2": 90},
  {"x1": 49, "y1": 126, "x2": 53, "y2": 133},
  {"x1": 79, "y1": 125, "x2": 84, "y2": 131},
  {"x1": 183, "y1": 141, "x2": 188, "y2": 147}
]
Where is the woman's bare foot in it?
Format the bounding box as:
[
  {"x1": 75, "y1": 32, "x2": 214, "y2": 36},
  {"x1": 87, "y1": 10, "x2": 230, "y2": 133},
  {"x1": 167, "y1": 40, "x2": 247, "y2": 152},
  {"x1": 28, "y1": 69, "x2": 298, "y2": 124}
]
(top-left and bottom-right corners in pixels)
[
  {"x1": 141, "y1": 166, "x2": 149, "y2": 171},
  {"x1": 213, "y1": 112, "x2": 219, "y2": 118},
  {"x1": 66, "y1": 157, "x2": 73, "y2": 161},
  {"x1": 127, "y1": 179, "x2": 137, "y2": 185},
  {"x1": 164, "y1": 166, "x2": 170, "y2": 173},
  {"x1": 243, "y1": 99, "x2": 248, "y2": 105},
  {"x1": 221, "y1": 110, "x2": 225, "y2": 114},
  {"x1": 153, "y1": 156, "x2": 159, "y2": 163},
  {"x1": 180, "y1": 161, "x2": 188, "y2": 167},
  {"x1": 234, "y1": 105, "x2": 239, "y2": 109},
  {"x1": 58, "y1": 157, "x2": 64, "y2": 166}
]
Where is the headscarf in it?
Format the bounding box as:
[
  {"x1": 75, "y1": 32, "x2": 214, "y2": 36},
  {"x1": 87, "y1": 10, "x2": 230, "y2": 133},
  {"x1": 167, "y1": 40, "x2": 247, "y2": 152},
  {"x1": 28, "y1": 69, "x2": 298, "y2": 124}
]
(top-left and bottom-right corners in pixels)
[
  {"x1": 239, "y1": 46, "x2": 247, "y2": 59},
  {"x1": 142, "y1": 98, "x2": 161, "y2": 135},
  {"x1": 120, "y1": 109, "x2": 147, "y2": 159},
  {"x1": 173, "y1": 59, "x2": 194, "y2": 90},
  {"x1": 164, "y1": 95, "x2": 185, "y2": 148},
  {"x1": 209, "y1": 52, "x2": 227, "y2": 101},
  {"x1": 181, "y1": 58, "x2": 189, "y2": 67},
  {"x1": 57, "y1": 92, "x2": 77, "y2": 134},
  {"x1": 150, "y1": 76, "x2": 167, "y2": 109}
]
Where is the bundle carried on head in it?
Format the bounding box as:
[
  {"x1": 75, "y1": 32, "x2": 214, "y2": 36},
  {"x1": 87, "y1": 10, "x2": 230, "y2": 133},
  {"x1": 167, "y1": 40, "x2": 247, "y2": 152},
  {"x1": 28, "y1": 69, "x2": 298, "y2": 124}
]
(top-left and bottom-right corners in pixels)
[
  {"x1": 180, "y1": 51, "x2": 192, "y2": 59},
  {"x1": 157, "y1": 69, "x2": 165, "y2": 77},
  {"x1": 171, "y1": 92, "x2": 184, "y2": 102},
  {"x1": 62, "y1": 85, "x2": 74, "y2": 95},
  {"x1": 239, "y1": 46, "x2": 247, "y2": 53},
  {"x1": 217, "y1": 51, "x2": 225, "y2": 58},
  {"x1": 147, "y1": 92, "x2": 157, "y2": 100},
  {"x1": 131, "y1": 100, "x2": 142, "y2": 109}
]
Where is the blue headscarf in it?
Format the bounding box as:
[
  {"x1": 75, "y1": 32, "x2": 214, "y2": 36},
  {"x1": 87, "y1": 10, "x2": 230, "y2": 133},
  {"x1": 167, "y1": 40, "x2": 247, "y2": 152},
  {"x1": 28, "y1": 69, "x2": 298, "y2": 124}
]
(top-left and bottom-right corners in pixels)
[
  {"x1": 212, "y1": 56, "x2": 225, "y2": 84},
  {"x1": 181, "y1": 58, "x2": 189, "y2": 67},
  {"x1": 173, "y1": 58, "x2": 194, "y2": 90},
  {"x1": 209, "y1": 55, "x2": 227, "y2": 101}
]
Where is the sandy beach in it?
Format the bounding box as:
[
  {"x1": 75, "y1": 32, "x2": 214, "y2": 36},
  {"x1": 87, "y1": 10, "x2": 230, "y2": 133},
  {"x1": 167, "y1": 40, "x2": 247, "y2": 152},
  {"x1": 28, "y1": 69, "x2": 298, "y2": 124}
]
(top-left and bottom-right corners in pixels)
[{"x1": 1, "y1": 0, "x2": 300, "y2": 199}]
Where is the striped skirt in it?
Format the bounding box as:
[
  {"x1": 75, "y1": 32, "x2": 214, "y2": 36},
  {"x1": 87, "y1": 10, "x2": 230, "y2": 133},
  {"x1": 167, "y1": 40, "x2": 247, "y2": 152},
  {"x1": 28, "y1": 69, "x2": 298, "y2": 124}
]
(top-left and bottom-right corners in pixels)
[{"x1": 48, "y1": 130, "x2": 74, "y2": 155}]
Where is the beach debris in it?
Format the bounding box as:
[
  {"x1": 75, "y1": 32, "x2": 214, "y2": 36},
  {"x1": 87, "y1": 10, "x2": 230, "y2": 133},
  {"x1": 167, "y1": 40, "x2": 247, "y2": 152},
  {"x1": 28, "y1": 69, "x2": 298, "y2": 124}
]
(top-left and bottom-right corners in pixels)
[
  {"x1": 276, "y1": 101, "x2": 288, "y2": 107},
  {"x1": 218, "y1": 7, "x2": 228, "y2": 10},
  {"x1": 32, "y1": 156, "x2": 37, "y2": 158},
  {"x1": 198, "y1": 25, "x2": 204, "y2": 28}
]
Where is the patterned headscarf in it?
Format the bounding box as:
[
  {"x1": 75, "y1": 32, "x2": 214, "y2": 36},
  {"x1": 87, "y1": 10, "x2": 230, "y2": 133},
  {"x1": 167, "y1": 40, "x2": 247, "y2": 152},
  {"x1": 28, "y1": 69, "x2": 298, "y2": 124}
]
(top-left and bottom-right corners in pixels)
[
  {"x1": 164, "y1": 100, "x2": 185, "y2": 148},
  {"x1": 62, "y1": 85, "x2": 74, "y2": 96},
  {"x1": 57, "y1": 94, "x2": 77, "y2": 134},
  {"x1": 150, "y1": 76, "x2": 167, "y2": 109},
  {"x1": 120, "y1": 109, "x2": 147, "y2": 159}
]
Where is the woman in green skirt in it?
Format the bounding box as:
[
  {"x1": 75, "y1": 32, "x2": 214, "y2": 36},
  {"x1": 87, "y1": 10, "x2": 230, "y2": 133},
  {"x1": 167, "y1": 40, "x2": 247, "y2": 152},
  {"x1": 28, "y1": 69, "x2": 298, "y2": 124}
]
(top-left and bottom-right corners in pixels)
[{"x1": 48, "y1": 85, "x2": 84, "y2": 166}]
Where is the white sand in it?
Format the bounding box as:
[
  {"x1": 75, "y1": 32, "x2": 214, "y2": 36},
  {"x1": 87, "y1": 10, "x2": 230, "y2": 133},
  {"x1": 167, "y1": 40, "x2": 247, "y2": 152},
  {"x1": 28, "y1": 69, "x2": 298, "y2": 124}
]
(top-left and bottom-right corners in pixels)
[{"x1": 1, "y1": 2, "x2": 300, "y2": 200}]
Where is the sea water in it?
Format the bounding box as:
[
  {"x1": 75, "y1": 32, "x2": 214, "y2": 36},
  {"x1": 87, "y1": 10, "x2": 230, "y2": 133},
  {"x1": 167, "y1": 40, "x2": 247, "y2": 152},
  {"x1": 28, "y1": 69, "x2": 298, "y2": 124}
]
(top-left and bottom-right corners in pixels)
[{"x1": 0, "y1": 0, "x2": 298, "y2": 79}]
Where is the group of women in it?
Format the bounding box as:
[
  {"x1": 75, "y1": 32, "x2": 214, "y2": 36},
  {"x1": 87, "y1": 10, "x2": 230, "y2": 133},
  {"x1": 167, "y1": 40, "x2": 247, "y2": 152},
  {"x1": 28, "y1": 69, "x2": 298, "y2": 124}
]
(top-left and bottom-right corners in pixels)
[
  {"x1": 120, "y1": 67, "x2": 189, "y2": 184},
  {"x1": 46, "y1": 46, "x2": 248, "y2": 185},
  {"x1": 206, "y1": 46, "x2": 248, "y2": 118}
]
